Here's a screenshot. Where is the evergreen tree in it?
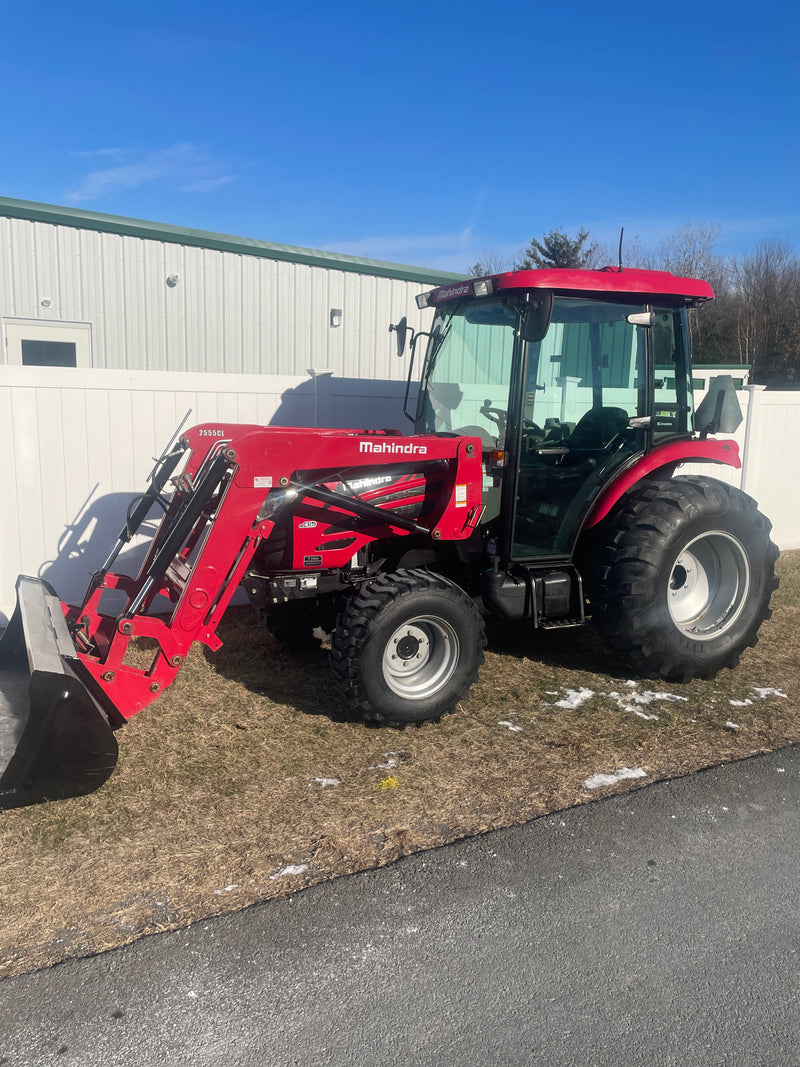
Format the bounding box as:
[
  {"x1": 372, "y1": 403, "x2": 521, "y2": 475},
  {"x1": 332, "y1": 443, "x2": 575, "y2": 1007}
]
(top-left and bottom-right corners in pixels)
[{"x1": 514, "y1": 228, "x2": 600, "y2": 270}]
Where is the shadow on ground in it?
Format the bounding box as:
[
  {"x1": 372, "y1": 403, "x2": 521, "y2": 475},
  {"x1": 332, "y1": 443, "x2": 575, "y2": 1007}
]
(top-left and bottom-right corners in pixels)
[{"x1": 205, "y1": 604, "x2": 636, "y2": 725}]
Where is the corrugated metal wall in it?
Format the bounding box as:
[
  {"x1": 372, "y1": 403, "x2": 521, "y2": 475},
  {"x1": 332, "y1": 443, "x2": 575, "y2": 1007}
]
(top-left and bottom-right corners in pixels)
[{"x1": 0, "y1": 215, "x2": 435, "y2": 378}]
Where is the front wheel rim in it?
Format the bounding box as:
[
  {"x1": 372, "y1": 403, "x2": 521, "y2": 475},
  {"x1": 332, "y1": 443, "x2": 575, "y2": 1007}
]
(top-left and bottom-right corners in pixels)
[
  {"x1": 667, "y1": 531, "x2": 751, "y2": 640},
  {"x1": 381, "y1": 615, "x2": 460, "y2": 700}
]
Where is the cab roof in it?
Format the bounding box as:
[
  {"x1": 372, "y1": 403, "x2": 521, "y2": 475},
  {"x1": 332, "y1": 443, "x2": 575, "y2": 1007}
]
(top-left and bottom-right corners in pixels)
[{"x1": 419, "y1": 267, "x2": 714, "y2": 308}]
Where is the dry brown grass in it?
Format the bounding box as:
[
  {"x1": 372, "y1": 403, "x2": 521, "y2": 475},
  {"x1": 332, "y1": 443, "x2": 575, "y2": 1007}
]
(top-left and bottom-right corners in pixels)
[{"x1": 1, "y1": 551, "x2": 798, "y2": 979}]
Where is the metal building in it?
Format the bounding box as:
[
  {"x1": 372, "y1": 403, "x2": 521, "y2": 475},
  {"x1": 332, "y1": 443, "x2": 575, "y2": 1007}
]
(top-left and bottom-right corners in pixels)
[{"x1": 0, "y1": 196, "x2": 458, "y2": 379}]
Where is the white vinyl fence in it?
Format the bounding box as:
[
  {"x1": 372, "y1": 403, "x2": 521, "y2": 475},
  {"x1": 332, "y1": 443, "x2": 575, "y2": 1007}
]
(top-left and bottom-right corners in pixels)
[{"x1": 0, "y1": 367, "x2": 796, "y2": 620}]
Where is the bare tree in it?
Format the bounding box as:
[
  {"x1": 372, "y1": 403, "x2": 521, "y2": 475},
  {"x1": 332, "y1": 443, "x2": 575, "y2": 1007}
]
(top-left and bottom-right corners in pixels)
[
  {"x1": 652, "y1": 223, "x2": 736, "y2": 363},
  {"x1": 608, "y1": 231, "x2": 654, "y2": 270},
  {"x1": 731, "y1": 239, "x2": 800, "y2": 384},
  {"x1": 468, "y1": 250, "x2": 511, "y2": 277},
  {"x1": 656, "y1": 222, "x2": 722, "y2": 279}
]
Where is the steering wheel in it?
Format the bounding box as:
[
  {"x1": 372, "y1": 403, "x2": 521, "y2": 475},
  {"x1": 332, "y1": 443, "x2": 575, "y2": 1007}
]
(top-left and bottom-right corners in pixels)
[{"x1": 480, "y1": 399, "x2": 543, "y2": 439}]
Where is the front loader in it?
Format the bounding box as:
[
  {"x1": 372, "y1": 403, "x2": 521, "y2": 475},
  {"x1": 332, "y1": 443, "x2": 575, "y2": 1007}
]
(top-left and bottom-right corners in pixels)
[{"x1": 0, "y1": 267, "x2": 778, "y2": 809}]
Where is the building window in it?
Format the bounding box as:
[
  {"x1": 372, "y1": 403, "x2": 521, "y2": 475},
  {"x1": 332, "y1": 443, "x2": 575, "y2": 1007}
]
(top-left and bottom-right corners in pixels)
[{"x1": 21, "y1": 340, "x2": 78, "y2": 367}]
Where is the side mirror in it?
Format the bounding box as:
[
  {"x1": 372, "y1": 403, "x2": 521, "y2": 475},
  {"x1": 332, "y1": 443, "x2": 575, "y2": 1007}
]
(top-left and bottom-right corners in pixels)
[
  {"x1": 522, "y1": 291, "x2": 553, "y2": 343},
  {"x1": 389, "y1": 316, "x2": 409, "y2": 357}
]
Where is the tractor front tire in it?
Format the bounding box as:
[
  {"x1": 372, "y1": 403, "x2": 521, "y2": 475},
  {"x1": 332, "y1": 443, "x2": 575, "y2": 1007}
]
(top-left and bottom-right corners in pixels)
[
  {"x1": 331, "y1": 568, "x2": 486, "y2": 726},
  {"x1": 591, "y1": 476, "x2": 778, "y2": 682}
]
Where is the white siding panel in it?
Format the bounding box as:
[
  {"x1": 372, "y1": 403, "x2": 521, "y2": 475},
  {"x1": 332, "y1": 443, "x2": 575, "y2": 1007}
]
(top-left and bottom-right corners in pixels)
[
  {"x1": 202, "y1": 248, "x2": 225, "y2": 374},
  {"x1": 0, "y1": 220, "x2": 14, "y2": 315},
  {"x1": 8, "y1": 220, "x2": 36, "y2": 316},
  {"x1": 54, "y1": 226, "x2": 81, "y2": 318},
  {"x1": 34, "y1": 224, "x2": 60, "y2": 317},
  {"x1": 164, "y1": 245, "x2": 187, "y2": 372},
  {"x1": 240, "y1": 256, "x2": 259, "y2": 376},
  {"x1": 183, "y1": 244, "x2": 205, "y2": 373},
  {"x1": 324, "y1": 269, "x2": 345, "y2": 373},
  {"x1": 78, "y1": 229, "x2": 105, "y2": 354},
  {"x1": 275, "y1": 261, "x2": 295, "y2": 375},
  {"x1": 101, "y1": 233, "x2": 127, "y2": 368}
]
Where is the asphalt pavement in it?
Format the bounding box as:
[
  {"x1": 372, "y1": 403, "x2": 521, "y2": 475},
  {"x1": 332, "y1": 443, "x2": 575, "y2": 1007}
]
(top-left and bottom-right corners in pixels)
[{"x1": 2, "y1": 746, "x2": 800, "y2": 1067}]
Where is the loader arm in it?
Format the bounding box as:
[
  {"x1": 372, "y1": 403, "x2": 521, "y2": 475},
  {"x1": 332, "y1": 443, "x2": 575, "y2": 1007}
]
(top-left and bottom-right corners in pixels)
[
  {"x1": 64, "y1": 425, "x2": 483, "y2": 722},
  {"x1": 0, "y1": 423, "x2": 481, "y2": 805}
]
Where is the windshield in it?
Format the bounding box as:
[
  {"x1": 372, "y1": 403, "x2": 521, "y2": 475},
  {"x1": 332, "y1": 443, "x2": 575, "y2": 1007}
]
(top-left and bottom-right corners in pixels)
[{"x1": 414, "y1": 299, "x2": 518, "y2": 448}]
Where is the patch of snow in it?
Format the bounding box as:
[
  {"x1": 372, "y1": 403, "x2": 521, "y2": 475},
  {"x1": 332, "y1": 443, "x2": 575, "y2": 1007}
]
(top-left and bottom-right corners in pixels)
[
  {"x1": 270, "y1": 864, "x2": 310, "y2": 880},
  {"x1": 550, "y1": 684, "x2": 687, "y2": 721},
  {"x1": 606, "y1": 688, "x2": 687, "y2": 721},
  {"x1": 213, "y1": 884, "x2": 240, "y2": 895},
  {"x1": 777, "y1": 768, "x2": 786, "y2": 773},
  {"x1": 554, "y1": 687, "x2": 595, "y2": 709},
  {"x1": 732, "y1": 688, "x2": 788, "y2": 707},
  {"x1": 584, "y1": 767, "x2": 647, "y2": 789},
  {"x1": 641, "y1": 691, "x2": 687, "y2": 705},
  {"x1": 498, "y1": 720, "x2": 523, "y2": 732},
  {"x1": 725, "y1": 721, "x2": 740, "y2": 731},
  {"x1": 312, "y1": 777, "x2": 340, "y2": 787},
  {"x1": 369, "y1": 751, "x2": 405, "y2": 770}
]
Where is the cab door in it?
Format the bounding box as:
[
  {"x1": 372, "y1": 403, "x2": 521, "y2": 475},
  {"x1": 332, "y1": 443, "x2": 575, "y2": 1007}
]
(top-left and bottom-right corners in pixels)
[{"x1": 510, "y1": 298, "x2": 651, "y2": 559}]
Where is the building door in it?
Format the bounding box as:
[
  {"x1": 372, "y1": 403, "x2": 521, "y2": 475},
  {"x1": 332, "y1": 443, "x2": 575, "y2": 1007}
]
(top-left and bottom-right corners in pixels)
[{"x1": 3, "y1": 320, "x2": 92, "y2": 367}]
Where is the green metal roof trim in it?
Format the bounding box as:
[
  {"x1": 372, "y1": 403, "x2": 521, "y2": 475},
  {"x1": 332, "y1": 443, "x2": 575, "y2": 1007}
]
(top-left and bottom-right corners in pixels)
[{"x1": 0, "y1": 195, "x2": 464, "y2": 285}]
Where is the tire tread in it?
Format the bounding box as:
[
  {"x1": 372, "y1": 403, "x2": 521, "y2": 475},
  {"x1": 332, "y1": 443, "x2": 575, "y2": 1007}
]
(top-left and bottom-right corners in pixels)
[{"x1": 331, "y1": 568, "x2": 486, "y2": 726}]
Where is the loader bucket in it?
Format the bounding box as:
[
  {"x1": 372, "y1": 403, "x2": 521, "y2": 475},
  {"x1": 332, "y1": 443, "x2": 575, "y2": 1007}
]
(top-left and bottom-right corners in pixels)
[{"x1": 0, "y1": 576, "x2": 118, "y2": 810}]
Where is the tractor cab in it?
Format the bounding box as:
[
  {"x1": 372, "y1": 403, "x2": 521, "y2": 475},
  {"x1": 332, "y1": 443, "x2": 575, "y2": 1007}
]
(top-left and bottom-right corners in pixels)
[{"x1": 412, "y1": 268, "x2": 714, "y2": 567}]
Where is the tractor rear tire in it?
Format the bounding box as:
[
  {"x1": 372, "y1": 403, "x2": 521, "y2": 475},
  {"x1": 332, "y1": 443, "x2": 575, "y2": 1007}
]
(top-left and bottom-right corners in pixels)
[
  {"x1": 590, "y1": 476, "x2": 778, "y2": 682},
  {"x1": 331, "y1": 568, "x2": 486, "y2": 726}
]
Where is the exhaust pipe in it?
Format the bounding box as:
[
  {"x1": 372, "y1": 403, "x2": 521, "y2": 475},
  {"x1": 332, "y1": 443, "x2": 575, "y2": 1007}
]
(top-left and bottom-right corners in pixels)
[{"x1": 0, "y1": 577, "x2": 118, "y2": 810}]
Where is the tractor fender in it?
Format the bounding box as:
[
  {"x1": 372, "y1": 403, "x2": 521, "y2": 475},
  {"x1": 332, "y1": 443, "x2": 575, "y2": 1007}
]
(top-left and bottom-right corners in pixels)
[{"x1": 585, "y1": 438, "x2": 741, "y2": 529}]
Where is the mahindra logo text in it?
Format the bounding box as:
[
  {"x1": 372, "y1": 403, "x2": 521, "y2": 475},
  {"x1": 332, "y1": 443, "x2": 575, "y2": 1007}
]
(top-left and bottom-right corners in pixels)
[
  {"x1": 433, "y1": 282, "x2": 472, "y2": 302},
  {"x1": 359, "y1": 441, "x2": 428, "y2": 455}
]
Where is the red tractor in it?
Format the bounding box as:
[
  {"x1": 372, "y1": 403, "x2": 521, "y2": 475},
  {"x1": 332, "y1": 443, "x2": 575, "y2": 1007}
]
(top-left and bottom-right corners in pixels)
[{"x1": 0, "y1": 267, "x2": 778, "y2": 808}]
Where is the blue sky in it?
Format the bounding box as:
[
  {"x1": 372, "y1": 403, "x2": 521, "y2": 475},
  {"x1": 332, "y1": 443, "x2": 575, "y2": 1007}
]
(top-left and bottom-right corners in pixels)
[{"x1": 3, "y1": 0, "x2": 799, "y2": 273}]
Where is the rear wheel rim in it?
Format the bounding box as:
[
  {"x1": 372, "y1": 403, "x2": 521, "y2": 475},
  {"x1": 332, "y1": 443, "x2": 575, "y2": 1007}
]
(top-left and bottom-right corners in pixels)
[
  {"x1": 381, "y1": 615, "x2": 460, "y2": 700},
  {"x1": 667, "y1": 531, "x2": 751, "y2": 640}
]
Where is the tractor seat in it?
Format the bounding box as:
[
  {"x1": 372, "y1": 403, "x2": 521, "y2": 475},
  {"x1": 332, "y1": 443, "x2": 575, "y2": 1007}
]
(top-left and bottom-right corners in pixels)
[{"x1": 568, "y1": 407, "x2": 630, "y2": 450}]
